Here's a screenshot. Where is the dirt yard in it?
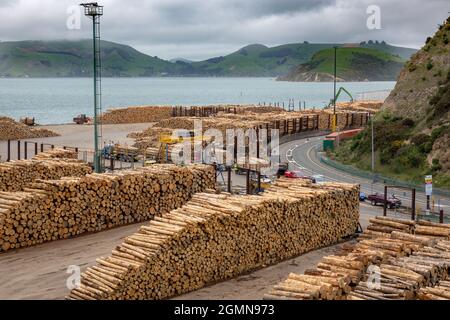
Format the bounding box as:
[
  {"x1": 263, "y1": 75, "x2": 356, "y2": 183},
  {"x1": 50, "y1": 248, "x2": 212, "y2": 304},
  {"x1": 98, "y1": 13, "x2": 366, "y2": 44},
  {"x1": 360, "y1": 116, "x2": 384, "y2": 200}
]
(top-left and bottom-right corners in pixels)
[{"x1": 0, "y1": 123, "x2": 154, "y2": 161}]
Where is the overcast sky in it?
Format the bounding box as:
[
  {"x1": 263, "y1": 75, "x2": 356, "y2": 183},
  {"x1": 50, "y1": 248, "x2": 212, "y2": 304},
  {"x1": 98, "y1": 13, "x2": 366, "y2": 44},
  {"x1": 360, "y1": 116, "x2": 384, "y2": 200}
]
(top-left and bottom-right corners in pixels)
[{"x1": 0, "y1": 0, "x2": 448, "y2": 60}]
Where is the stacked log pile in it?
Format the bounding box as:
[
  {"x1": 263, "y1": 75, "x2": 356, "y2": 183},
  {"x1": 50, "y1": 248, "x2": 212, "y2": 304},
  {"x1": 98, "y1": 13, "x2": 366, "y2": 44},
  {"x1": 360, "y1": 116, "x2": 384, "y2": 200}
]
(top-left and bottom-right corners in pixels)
[
  {"x1": 33, "y1": 148, "x2": 78, "y2": 160},
  {"x1": 264, "y1": 272, "x2": 352, "y2": 300},
  {"x1": 0, "y1": 159, "x2": 92, "y2": 192},
  {"x1": 335, "y1": 101, "x2": 383, "y2": 113},
  {"x1": 0, "y1": 117, "x2": 59, "y2": 141},
  {"x1": 359, "y1": 216, "x2": 450, "y2": 240},
  {"x1": 129, "y1": 111, "x2": 368, "y2": 153},
  {"x1": 418, "y1": 280, "x2": 450, "y2": 300},
  {"x1": 100, "y1": 106, "x2": 173, "y2": 124},
  {"x1": 265, "y1": 227, "x2": 450, "y2": 300},
  {"x1": 0, "y1": 164, "x2": 215, "y2": 252},
  {"x1": 348, "y1": 238, "x2": 450, "y2": 300},
  {"x1": 68, "y1": 178, "x2": 360, "y2": 300}
]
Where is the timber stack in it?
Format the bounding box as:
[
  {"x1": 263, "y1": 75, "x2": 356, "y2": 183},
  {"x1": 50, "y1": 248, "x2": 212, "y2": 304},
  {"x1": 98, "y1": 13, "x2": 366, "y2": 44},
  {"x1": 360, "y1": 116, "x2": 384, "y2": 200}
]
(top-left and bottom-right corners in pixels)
[
  {"x1": 359, "y1": 216, "x2": 450, "y2": 240},
  {"x1": 33, "y1": 148, "x2": 78, "y2": 160},
  {"x1": 68, "y1": 178, "x2": 359, "y2": 300},
  {"x1": 0, "y1": 117, "x2": 59, "y2": 141},
  {"x1": 418, "y1": 280, "x2": 450, "y2": 300},
  {"x1": 100, "y1": 106, "x2": 173, "y2": 124},
  {"x1": 0, "y1": 159, "x2": 92, "y2": 192},
  {"x1": 265, "y1": 223, "x2": 450, "y2": 300},
  {"x1": 0, "y1": 164, "x2": 215, "y2": 252}
]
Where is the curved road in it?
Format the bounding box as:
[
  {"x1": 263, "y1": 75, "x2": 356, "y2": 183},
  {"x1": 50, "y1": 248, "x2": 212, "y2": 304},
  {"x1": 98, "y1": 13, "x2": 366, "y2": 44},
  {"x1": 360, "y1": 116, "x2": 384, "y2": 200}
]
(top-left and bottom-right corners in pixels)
[{"x1": 280, "y1": 135, "x2": 450, "y2": 212}]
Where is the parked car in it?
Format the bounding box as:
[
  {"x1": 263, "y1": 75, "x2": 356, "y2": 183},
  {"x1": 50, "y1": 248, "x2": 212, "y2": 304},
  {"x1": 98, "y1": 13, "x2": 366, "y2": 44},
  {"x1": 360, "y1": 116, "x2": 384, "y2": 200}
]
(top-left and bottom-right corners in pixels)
[
  {"x1": 359, "y1": 192, "x2": 367, "y2": 202},
  {"x1": 311, "y1": 174, "x2": 327, "y2": 184},
  {"x1": 285, "y1": 171, "x2": 315, "y2": 183},
  {"x1": 367, "y1": 193, "x2": 402, "y2": 209},
  {"x1": 277, "y1": 162, "x2": 289, "y2": 177}
]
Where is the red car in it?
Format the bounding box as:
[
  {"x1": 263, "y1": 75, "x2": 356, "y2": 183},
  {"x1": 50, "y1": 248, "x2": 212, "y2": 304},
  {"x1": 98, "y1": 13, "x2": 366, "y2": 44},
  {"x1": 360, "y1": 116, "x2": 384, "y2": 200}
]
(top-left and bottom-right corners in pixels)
[{"x1": 284, "y1": 171, "x2": 315, "y2": 182}]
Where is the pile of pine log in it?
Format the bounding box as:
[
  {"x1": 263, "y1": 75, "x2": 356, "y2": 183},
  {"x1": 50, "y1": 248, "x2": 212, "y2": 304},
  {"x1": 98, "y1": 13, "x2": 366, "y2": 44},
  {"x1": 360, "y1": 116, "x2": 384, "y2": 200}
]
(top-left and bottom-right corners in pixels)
[
  {"x1": 0, "y1": 159, "x2": 92, "y2": 192},
  {"x1": 265, "y1": 225, "x2": 450, "y2": 300},
  {"x1": 359, "y1": 216, "x2": 450, "y2": 240},
  {"x1": 0, "y1": 164, "x2": 215, "y2": 252},
  {"x1": 348, "y1": 238, "x2": 450, "y2": 300},
  {"x1": 100, "y1": 106, "x2": 173, "y2": 124},
  {"x1": 418, "y1": 280, "x2": 450, "y2": 300},
  {"x1": 263, "y1": 272, "x2": 352, "y2": 300},
  {"x1": 0, "y1": 117, "x2": 59, "y2": 141},
  {"x1": 68, "y1": 178, "x2": 360, "y2": 300},
  {"x1": 33, "y1": 148, "x2": 78, "y2": 160},
  {"x1": 335, "y1": 101, "x2": 383, "y2": 113}
]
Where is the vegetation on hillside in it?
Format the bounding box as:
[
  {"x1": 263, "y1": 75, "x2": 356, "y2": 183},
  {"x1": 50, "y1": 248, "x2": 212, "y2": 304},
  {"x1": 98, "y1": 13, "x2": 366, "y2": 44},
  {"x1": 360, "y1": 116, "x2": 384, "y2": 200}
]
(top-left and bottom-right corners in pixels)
[
  {"x1": 278, "y1": 47, "x2": 405, "y2": 82},
  {"x1": 332, "y1": 17, "x2": 450, "y2": 188},
  {"x1": 0, "y1": 40, "x2": 416, "y2": 78},
  {"x1": 332, "y1": 110, "x2": 450, "y2": 188}
]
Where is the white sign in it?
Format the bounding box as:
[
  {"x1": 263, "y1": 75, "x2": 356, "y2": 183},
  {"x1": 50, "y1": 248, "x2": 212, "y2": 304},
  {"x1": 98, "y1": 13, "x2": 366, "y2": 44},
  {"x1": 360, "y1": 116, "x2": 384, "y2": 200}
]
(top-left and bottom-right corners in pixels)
[
  {"x1": 425, "y1": 175, "x2": 433, "y2": 196},
  {"x1": 426, "y1": 184, "x2": 433, "y2": 196}
]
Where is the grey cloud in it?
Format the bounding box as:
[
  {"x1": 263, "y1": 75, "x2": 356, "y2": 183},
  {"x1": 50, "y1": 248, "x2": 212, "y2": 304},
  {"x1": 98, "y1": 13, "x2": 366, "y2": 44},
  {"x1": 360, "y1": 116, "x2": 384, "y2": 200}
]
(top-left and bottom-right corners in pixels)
[{"x1": 0, "y1": 0, "x2": 448, "y2": 60}]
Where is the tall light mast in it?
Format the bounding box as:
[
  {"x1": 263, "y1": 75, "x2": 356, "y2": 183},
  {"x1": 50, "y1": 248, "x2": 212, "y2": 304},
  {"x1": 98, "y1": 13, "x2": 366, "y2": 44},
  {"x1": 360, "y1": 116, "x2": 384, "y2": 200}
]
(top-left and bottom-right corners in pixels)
[{"x1": 80, "y1": 2, "x2": 103, "y2": 173}]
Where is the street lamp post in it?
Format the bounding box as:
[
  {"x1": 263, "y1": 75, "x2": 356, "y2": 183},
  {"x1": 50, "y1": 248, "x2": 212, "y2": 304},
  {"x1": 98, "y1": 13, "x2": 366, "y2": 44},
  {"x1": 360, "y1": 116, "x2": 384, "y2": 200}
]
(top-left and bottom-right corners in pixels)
[
  {"x1": 333, "y1": 46, "x2": 338, "y2": 132},
  {"x1": 371, "y1": 113, "x2": 375, "y2": 182},
  {"x1": 80, "y1": 2, "x2": 103, "y2": 173}
]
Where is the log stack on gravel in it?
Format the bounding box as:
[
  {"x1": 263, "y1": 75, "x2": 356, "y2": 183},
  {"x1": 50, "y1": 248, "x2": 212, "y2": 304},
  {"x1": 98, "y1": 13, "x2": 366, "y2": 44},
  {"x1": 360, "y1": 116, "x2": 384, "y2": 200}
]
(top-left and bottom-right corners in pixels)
[
  {"x1": 0, "y1": 117, "x2": 59, "y2": 141},
  {"x1": 359, "y1": 216, "x2": 450, "y2": 240},
  {"x1": 335, "y1": 101, "x2": 383, "y2": 113},
  {"x1": 33, "y1": 148, "x2": 78, "y2": 160},
  {"x1": 100, "y1": 106, "x2": 173, "y2": 124},
  {"x1": 418, "y1": 280, "x2": 450, "y2": 300},
  {"x1": 67, "y1": 178, "x2": 359, "y2": 300},
  {"x1": 0, "y1": 159, "x2": 92, "y2": 192},
  {"x1": 265, "y1": 227, "x2": 450, "y2": 300},
  {"x1": 0, "y1": 164, "x2": 215, "y2": 252}
]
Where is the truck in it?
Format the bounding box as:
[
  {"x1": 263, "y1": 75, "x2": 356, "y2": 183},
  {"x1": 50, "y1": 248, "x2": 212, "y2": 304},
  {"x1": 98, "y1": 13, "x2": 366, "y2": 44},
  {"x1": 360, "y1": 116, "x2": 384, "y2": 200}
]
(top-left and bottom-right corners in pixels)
[
  {"x1": 73, "y1": 114, "x2": 92, "y2": 125},
  {"x1": 367, "y1": 193, "x2": 402, "y2": 209}
]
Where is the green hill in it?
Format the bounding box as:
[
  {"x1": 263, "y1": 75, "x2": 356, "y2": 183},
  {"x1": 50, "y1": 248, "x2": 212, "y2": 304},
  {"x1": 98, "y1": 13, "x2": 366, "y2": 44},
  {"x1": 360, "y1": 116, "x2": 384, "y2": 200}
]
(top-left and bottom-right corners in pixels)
[
  {"x1": 0, "y1": 40, "x2": 182, "y2": 77},
  {"x1": 190, "y1": 42, "x2": 415, "y2": 77},
  {"x1": 277, "y1": 47, "x2": 406, "y2": 82},
  {"x1": 0, "y1": 40, "x2": 416, "y2": 78}
]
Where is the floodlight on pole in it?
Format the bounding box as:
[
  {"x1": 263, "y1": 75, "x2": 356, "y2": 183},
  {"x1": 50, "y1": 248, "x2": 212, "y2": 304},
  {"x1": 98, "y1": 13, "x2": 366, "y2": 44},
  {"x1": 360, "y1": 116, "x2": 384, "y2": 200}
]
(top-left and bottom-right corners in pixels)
[
  {"x1": 80, "y1": 2, "x2": 103, "y2": 173},
  {"x1": 332, "y1": 46, "x2": 338, "y2": 132}
]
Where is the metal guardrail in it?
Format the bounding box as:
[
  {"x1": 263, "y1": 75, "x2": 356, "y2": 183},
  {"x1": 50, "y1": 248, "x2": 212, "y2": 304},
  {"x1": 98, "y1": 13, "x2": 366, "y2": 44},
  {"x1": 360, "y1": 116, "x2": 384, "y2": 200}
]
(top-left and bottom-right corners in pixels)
[{"x1": 320, "y1": 154, "x2": 450, "y2": 198}]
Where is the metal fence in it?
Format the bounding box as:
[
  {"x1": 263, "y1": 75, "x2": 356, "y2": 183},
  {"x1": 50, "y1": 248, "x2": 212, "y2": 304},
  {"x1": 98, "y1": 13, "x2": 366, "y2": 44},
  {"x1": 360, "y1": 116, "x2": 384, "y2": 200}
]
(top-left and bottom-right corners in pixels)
[
  {"x1": 355, "y1": 90, "x2": 392, "y2": 102},
  {"x1": 320, "y1": 155, "x2": 450, "y2": 198}
]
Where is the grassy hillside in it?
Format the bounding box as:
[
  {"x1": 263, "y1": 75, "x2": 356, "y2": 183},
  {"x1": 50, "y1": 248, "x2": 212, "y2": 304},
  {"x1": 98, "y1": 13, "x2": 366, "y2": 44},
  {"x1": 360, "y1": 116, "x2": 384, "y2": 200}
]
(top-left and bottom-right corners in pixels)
[
  {"x1": 0, "y1": 40, "x2": 416, "y2": 78},
  {"x1": 0, "y1": 40, "x2": 182, "y2": 77},
  {"x1": 278, "y1": 47, "x2": 405, "y2": 82},
  {"x1": 191, "y1": 42, "x2": 415, "y2": 77},
  {"x1": 332, "y1": 17, "x2": 450, "y2": 188}
]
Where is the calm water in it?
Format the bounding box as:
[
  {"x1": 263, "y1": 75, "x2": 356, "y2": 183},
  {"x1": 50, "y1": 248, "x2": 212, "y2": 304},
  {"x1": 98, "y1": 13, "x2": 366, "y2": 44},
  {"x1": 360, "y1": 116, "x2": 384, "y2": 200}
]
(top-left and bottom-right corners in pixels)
[{"x1": 0, "y1": 78, "x2": 395, "y2": 124}]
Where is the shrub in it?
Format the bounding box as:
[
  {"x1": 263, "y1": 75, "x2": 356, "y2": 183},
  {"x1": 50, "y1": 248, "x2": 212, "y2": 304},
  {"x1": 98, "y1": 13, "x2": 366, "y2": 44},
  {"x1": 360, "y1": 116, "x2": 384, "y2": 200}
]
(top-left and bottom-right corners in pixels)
[
  {"x1": 408, "y1": 63, "x2": 417, "y2": 72},
  {"x1": 431, "y1": 159, "x2": 443, "y2": 172},
  {"x1": 411, "y1": 133, "x2": 430, "y2": 147},
  {"x1": 431, "y1": 125, "x2": 450, "y2": 142},
  {"x1": 402, "y1": 118, "x2": 415, "y2": 127},
  {"x1": 426, "y1": 61, "x2": 434, "y2": 70}
]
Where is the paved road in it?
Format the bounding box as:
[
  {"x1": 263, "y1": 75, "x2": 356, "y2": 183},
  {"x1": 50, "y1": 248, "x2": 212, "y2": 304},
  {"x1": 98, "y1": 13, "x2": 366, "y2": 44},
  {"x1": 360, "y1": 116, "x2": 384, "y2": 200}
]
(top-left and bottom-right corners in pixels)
[{"x1": 280, "y1": 136, "x2": 450, "y2": 214}]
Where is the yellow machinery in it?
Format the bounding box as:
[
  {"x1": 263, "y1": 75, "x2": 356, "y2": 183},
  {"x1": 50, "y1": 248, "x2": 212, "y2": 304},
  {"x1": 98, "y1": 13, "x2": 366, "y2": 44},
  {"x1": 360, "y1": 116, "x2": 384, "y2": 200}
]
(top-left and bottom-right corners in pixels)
[{"x1": 150, "y1": 132, "x2": 212, "y2": 164}]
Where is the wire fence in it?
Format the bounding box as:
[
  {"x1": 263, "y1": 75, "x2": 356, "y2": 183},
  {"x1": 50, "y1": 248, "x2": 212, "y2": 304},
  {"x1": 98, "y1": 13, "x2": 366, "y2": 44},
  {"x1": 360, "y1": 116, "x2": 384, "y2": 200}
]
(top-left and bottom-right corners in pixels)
[
  {"x1": 355, "y1": 90, "x2": 392, "y2": 102},
  {"x1": 320, "y1": 155, "x2": 450, "y2": 198}
]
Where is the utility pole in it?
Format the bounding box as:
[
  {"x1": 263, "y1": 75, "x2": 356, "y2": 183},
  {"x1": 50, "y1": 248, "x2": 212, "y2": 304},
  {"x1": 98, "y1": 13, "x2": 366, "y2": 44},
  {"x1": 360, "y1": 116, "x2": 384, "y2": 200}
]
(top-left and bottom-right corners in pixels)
[
  {"x1": 332, "y1": 46, "x2": 338, "y2": 132},
  {"x1": 371, "y1": 113, "x2": 375, "y2": 182},
  {"x1": 81, "y1": 2, "x2": 103, "y2": 173}
]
